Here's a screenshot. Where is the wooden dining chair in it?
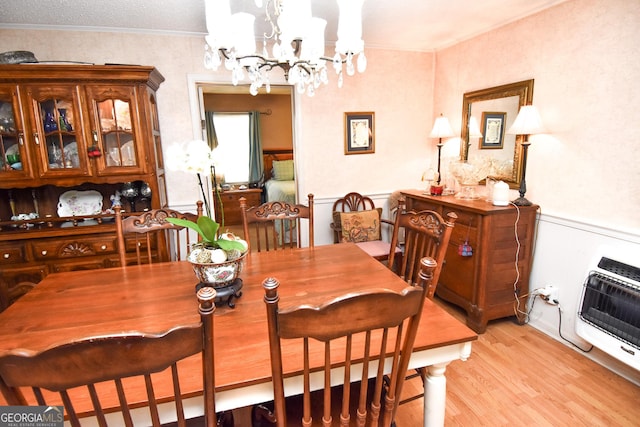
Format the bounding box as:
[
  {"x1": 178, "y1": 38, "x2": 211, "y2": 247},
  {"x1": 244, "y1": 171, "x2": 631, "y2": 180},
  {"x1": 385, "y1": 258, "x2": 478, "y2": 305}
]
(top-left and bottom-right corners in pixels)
[
  {"x1": 330, "y1": 192, "x2": 377, "y2": 243},
  {"x1": 388, "y1": 203, "x2": 457, "y2": 297},
  {"x1": 0, "y1": 287, "x2": 226, "y2": 427},
  {"x1": 387, "y1": 202, "x2": 457, "y2": 406},
  {"x1": 239, "y1": 194, "x2": 314, "y2": 252},
  {"x1": 259, "y1": 257, "x2": 437, "y2": 427},
  {"x1": 330, "y1": 192, "x2": 401, "y2": 265},
  {"x1": 0, "y1": 276, "x2": 37, "y2": 313},
  {"x1": 115, "y1": 201, "x2": 203, "y2": 266}
]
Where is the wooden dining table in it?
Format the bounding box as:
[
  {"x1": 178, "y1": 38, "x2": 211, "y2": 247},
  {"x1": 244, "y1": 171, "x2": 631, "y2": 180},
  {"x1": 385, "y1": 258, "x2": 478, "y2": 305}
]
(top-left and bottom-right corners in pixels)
[{"x1": 0, "y1": 243, "x2": 476, "y2": 426}]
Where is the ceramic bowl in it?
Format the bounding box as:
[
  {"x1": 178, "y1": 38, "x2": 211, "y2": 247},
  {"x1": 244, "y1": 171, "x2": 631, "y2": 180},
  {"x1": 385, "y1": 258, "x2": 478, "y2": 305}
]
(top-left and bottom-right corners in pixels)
[
  {"x1": 0, "y1": 51, "x2": 38, "y2": 64},
  {"x1": 189, "y1": 251, "x2": 247, "y2": 287}
]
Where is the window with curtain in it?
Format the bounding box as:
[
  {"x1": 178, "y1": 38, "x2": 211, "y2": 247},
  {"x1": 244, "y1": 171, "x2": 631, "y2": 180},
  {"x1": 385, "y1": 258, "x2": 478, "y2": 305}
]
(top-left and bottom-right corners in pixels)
[{"x1": 211, "y1": 113, "x2": 250, "y2": 183}]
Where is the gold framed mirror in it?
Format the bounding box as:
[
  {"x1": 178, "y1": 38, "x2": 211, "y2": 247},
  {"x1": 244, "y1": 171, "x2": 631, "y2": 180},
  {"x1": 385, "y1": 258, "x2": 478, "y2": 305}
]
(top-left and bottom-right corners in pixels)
[{"x1": 460, "y1": 79, "x2": 534, "y2": 189}]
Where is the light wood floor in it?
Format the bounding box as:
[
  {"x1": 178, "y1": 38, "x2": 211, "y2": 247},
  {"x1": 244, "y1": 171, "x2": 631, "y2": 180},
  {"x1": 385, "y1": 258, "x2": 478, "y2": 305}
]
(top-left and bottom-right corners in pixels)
[
  {"x1": 231, "y1": 298, "x2": 638, "y2": 426},
  {"x1": 393, "y1": 299, "x2": 640, "y2": 426},
  {"x1": 225, "y1": 228, "x2": 639, "y2": 426}
]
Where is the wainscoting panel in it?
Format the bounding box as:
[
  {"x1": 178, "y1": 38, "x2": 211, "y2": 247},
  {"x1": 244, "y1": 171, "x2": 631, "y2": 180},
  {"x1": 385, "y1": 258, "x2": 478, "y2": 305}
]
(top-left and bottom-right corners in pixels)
[{"x1": 529, "y1": 213, "x2": 640, "y2": 385}]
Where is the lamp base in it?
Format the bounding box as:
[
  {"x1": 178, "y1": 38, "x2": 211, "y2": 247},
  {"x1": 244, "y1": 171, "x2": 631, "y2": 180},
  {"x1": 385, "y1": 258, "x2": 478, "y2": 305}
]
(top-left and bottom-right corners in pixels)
[{"x1": 511, "y1": 196, "x2": 532, "y2": 206}]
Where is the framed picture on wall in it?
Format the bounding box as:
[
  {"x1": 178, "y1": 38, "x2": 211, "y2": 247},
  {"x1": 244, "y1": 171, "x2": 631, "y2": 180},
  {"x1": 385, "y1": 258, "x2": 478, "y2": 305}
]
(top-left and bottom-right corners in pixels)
[
  {"x1": 480, "y1": 111, "x2": 506, "y2": 149},
  {"x1": 344, "y1": 112, "x2": 375, "y2": 155}
]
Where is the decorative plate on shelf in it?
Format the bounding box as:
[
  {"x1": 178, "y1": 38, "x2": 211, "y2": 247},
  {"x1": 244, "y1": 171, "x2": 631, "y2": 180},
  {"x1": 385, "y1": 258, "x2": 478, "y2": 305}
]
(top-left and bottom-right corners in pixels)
[{"x1": 57, "y1": 190, "x2": 103, "y2": 217}]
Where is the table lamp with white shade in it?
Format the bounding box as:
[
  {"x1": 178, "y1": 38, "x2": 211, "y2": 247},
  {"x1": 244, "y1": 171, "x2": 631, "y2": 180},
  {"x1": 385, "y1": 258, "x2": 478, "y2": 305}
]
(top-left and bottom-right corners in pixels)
[
  {"x1": 506, "y1": 105, "x2": 545, "y2": 206},
  {"x1": 429, "y1": 114, "x2": 454, "y2": 193}
]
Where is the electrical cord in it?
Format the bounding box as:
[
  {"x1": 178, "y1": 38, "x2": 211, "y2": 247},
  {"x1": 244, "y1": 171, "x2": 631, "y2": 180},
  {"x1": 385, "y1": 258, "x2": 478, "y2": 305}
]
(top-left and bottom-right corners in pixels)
[
  {"x1": 508, "y1": 202, "x2": 528, "y2": 321},
  {"x1": 518, "y1": 290, "x2": 593, "y2": 352},
  {"x1": 522, "y1": 292, "x2": 538, "y2": 323},
  {"x1": 511, "y1": 203, "x2": 543, "y2": 323},
  {"x1": 556, "y1": 304, "x2": 594, "y2": 353},
  {"x1": 520, "y1": 296, "x2": 593, "y2": 352},
  {"x1": 506, "y1": 203, "x2": 591, "y2": 352}
]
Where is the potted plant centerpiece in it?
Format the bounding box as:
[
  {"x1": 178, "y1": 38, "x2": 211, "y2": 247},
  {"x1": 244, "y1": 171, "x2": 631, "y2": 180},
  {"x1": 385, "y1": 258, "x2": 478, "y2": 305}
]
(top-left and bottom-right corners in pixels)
[
  {"x1": 165, "y1": 140, "x2": 249, "y2": 291},
  {"x1": 166, "y1": 214, "x2": 248, "y2": 288}
]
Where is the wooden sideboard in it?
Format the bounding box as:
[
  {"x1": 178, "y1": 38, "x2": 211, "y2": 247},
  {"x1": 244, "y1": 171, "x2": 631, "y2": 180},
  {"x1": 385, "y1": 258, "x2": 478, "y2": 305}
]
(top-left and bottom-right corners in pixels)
[
  {"x1": 0, "y1": 64, "x2": 168, "y2": 310},
  {"x1": 214, "y1": 188, "x2": 262, "y2": 226},
  {"x1": 402, "y1": 190, "x2": 539, "y2": 333}
]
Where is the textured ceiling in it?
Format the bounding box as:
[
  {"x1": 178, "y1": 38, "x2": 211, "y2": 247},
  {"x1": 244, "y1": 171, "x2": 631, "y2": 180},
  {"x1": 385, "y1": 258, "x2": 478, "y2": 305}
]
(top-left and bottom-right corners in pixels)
[{"x1": 0, "y1": 0, "x2": 568, "y2": 51}]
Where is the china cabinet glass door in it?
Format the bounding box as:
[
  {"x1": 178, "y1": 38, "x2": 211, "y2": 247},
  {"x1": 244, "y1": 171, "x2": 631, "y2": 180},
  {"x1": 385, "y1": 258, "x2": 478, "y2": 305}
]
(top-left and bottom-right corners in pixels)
[
  {"x1": 0, "y1": 85, "x2": 32, "y2": 180},
  {"x1": 86, "y1": 86, "x2": 146, "y2": 176},
  {"x1": 24, "y1": 85, "x2": 90, "y2": 178}
]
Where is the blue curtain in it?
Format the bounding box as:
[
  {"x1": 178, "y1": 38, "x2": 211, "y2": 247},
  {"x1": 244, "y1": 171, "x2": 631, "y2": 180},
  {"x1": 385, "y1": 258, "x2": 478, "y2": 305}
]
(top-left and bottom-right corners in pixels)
[{"x1": 248, "y1": 111, "x2": 264, "y2": 185}]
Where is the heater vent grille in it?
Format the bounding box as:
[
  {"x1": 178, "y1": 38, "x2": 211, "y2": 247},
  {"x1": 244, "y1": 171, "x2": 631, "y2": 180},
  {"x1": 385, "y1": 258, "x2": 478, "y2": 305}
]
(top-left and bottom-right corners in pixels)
[
  {"x1": 579, "y1": 272, "x2": 640, "y2": 350},
  {"x1": 597, "y1": 257, "x2": 640, "y2": 283},
  {"x1": 576, "y1": 252, "x2": 640, "y2": 371}
]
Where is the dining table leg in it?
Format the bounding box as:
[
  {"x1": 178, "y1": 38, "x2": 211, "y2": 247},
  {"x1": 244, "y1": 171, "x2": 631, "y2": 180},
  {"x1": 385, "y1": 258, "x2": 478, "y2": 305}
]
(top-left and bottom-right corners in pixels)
[{"x1": 423, "y1": 362, "x2": 449, "y2": 426}]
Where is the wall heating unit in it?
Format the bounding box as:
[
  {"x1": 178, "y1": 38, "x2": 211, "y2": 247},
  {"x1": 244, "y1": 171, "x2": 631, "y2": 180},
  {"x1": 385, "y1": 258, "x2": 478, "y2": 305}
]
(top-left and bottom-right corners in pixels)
[{"x1": 576, "y1": 249, "x2": 640, "y2": 371}]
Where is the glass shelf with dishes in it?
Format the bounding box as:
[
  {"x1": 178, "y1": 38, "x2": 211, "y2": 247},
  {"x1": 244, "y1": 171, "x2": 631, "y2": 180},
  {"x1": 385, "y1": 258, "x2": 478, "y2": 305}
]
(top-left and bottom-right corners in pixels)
[
  {"x1": 103, "y1": 133, "x2": 136, "y2": 167},
  {"x1": 0, "y1": 87, "x2": 31, "y2": 178},
  {"x1": 89, "y1": 89, "x2": 145, "y2": 175},
  {"x1": 15, "y1": 86, "x2": 92, "y2": 179},
  {"x1": 0, "y1": 182, "x2": 152, "y2": 232},
  {"x1": 39, "y1": 99, "x2": 83, "y2": 172}
]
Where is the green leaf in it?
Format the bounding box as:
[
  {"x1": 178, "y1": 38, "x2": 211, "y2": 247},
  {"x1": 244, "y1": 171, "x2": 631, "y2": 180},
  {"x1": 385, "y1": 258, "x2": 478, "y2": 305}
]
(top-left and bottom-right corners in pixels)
[
  {"x1": 165, "y1": 217, "x2": 203, "y2": 237},
  {"x1": 197, "y1": 216, "x2": 220, "y2": 243},
  {"x1": 216, "y1": 239, "x2": 245, "y2": 252}
]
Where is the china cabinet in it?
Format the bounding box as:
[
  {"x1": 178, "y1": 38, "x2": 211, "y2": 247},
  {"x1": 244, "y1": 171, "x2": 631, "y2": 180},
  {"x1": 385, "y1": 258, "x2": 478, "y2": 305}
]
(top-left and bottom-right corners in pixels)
[
  {"x1": 401, "y1": 190, "x2": 538, "y2": 333},
  {"x1": 0, "y1": 64, "x2": 168, "y2": 309}
]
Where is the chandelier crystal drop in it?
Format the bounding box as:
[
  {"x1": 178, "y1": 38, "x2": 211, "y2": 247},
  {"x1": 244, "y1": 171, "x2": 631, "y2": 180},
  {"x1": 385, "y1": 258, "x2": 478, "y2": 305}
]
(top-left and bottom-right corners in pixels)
[{"x1": 203, "y1": 0, "x2": 367, "y2": 96}]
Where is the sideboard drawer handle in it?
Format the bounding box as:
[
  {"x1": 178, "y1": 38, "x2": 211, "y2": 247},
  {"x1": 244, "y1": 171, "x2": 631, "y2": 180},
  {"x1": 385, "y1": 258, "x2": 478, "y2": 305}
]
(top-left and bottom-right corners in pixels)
[
  {"x1": 3, "y1": 253, "x2": 9, "y2": 259},
  {"x1": 101, "y1": 245, "x2": 107, "y2": 250},
  {"x1": 41, "y1": 250, "x2": 48, "y2": 256}
]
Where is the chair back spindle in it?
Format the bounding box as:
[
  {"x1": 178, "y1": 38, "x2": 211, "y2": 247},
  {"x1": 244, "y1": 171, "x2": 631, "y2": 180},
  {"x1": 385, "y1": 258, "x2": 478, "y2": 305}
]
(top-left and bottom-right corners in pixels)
[
  {"x1": 240, "y1": 195, "x2": 314, "y2": 252},
  {"x1": 388, "y1": 202, "x2": 456, "y2": 298},
  {"x1": 115, "y1": 201, "x2": 203, "y2": 266},
  {"x1": 263, "y1": 257, "x2": 437, "y2": 426},
  {"x1": 0, "y1": 287, "x2": 219, "y2": 427}
]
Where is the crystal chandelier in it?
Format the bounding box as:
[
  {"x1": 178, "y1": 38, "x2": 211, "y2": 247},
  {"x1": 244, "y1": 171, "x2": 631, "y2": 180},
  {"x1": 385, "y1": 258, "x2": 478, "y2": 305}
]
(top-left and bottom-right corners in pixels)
[{"x1": 203, "y1": 0, "x2": 367, "y2": 96}]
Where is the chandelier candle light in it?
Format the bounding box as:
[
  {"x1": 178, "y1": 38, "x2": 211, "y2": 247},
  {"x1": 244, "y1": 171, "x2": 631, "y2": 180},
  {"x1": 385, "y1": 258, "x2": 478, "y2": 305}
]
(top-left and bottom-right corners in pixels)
[
  {"x1": 203, "y1": 0, "x2": 367, "y2": 96},
  {"x1": 506, "y1": 104, "x2": 545, "y2": 206},
  {"x1": 429, "y1": 113, "x2": 455, "y2": 195}
]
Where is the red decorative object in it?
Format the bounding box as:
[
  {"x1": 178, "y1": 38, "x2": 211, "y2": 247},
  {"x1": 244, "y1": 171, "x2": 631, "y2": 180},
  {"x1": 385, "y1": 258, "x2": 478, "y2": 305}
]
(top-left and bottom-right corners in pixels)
[{"x1": 87, "y1": 145, "x2": 102, "y2": 157}]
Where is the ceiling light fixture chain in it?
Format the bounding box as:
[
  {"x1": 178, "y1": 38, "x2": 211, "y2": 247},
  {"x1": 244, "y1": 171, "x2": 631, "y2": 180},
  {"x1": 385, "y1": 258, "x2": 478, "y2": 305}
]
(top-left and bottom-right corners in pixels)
[{"x1": 203, "y1": 0, "x2": 366, "y2": 96}]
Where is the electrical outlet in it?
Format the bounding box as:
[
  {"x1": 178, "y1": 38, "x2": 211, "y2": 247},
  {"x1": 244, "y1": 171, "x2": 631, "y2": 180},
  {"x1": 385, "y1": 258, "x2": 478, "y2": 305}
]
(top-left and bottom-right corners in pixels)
[
  {"x1": 536, "y1": 287, "x2": 551, "y2": 298},
  {"x1": 538, "y1": 285, "x2": 559, "y2": 305}
]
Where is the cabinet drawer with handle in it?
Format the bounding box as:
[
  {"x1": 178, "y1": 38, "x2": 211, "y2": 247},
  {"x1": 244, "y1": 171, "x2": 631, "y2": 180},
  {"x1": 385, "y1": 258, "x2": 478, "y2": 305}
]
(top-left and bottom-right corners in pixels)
[
  {"x1": 31, "y1": 237, "x2": 118, "y2": 260},
  {"x1": 0, "y1": 244, "x2": 27, "y2": 264}
]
